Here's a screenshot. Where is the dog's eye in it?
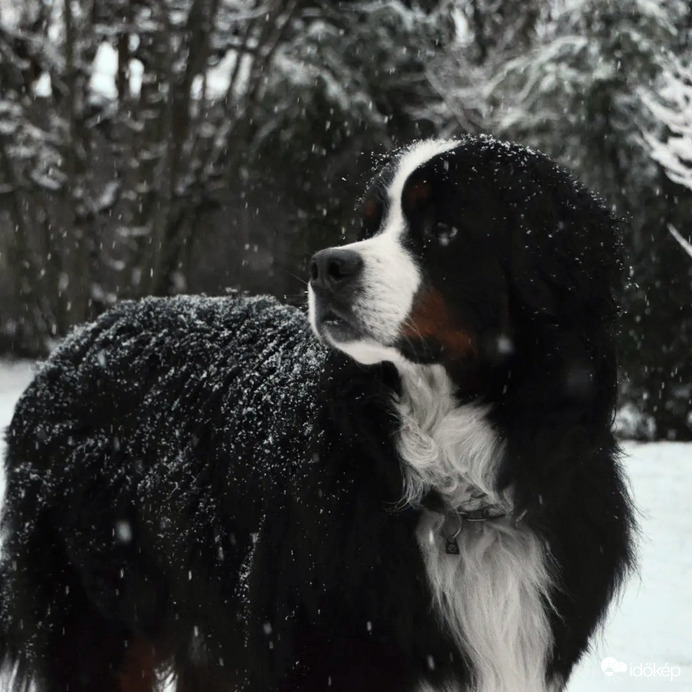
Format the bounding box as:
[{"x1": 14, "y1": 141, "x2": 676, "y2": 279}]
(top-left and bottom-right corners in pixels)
[{"x1": 427, "y1": 222, "x2": 458, "y2": 247}]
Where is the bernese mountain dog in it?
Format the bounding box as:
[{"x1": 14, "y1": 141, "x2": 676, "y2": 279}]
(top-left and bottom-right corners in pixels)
[{"x1": 0, "y1": 136, "x2": 635, "y2": 691}]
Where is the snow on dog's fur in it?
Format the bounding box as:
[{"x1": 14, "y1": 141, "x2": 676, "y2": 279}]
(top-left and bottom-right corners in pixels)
[{"x1": 1, "y1": 136, "x2": 634, "y2": 692}]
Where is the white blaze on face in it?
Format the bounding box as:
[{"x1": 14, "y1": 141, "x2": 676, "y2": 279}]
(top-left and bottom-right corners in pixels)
[{"x1": 309, "y1": 139, "x2": 459, "y2": 365}]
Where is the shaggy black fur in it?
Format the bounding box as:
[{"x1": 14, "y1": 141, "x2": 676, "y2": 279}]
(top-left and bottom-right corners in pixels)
[
  {"x1": 0, "y1": 296, "x2": 459, "y2": 690},
  {"x1": 0, "y1": 136, "x2": 635, "y2": 692}
]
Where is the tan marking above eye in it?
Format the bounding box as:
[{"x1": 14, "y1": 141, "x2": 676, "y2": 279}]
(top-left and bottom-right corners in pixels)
[
  {"x1": 402, "y1": 288, "x2": 477, "y2": 360},
  {"x1": 403, "y1": 179, "x2": 432, "y2": 209},
  {"x1": 364, "y1": 198, "x2": 381, "y2": 220}
]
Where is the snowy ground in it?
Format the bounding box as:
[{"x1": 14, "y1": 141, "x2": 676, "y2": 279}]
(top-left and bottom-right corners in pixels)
[
  {"x1": 1, "y1": 361, "x2": 690, "y2": 691},
  {"x1": 0, "y1": 361, "x2": 35, "y2": 508}
]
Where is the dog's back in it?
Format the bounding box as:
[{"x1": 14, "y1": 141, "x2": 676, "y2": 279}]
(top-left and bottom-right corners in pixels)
[{"x1": 0, "y1": 295, "x2": 326, "y2": 690}]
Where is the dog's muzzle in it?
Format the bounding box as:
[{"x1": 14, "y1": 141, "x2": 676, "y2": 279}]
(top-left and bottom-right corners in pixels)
[{"x1": 309, "y1": 248, "x2": 364, "y2": 342}]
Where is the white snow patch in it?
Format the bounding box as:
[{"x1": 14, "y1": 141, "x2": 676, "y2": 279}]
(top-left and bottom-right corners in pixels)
[
  {"x1": 0, "y1": 360, "x2": 35, "y2": 506},
  {"x1": 205, "y1": 50, "x2": 240, "y2": 98},
  {"x1": 129, "y1": 59, "x2": 144, "y2": 97},
  {"x1": 89, "y1": 41, "x2": 118, "y2": 99},
  {"x1": 567, "y1": 442, "x2": 692, "y2": 691},
  {"x1": 33, "y1": 73, "x2": 52, "y2": 98}
]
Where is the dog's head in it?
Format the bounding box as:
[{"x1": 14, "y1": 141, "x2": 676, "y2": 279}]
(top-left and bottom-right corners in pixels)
[{"x1": 308, "y1": 136, "x2": 621, "y2": 399}]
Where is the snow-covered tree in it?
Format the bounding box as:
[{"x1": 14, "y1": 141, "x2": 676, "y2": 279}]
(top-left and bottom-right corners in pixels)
[
  {"x1": 642, "y1": 61, "x2": 692, "y2": 192},
  {"x1": 644, "y1": 58, "x2": 692, "y2": 261},
  {"x1": 0, "y1": 0, "x2": 455, "y2": 352},
  {"x1": 481, "y1": 0, "x2": 687, "y2": 208}
]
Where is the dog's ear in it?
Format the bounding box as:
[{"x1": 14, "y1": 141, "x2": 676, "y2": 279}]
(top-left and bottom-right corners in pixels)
[
  {"x1": 507, "y1": 232, "x2": 563, "y2": 319},
  {"x1": 501, "y1": 157, "x2": 622, "y2": 424},
  {"x1": 504, "y1": 159, "x2": 622, "y2": 329}
]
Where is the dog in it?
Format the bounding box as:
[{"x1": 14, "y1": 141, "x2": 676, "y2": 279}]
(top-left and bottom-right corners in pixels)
[{"x1": 1, "y1": 136, "x2": 635, "y2": 691}]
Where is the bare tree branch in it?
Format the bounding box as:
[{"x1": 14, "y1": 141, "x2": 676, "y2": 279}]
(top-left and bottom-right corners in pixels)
[{"x1": 668, "y1": 224, "x2": 692, "y2": 260}]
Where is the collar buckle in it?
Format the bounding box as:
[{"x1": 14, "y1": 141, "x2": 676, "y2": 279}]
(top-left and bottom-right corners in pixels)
[{"x1": 442, "y1": 505, "x2": 507, "y2": 555}]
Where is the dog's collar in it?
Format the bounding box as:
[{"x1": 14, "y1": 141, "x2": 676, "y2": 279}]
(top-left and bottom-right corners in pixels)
[{"x1": 421, "y1": 491, "x2": 508, "y2": 555}]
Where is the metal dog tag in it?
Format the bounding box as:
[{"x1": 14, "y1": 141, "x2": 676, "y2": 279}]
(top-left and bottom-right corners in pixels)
[{"x1": 444, "y1": 513, "x2": 463, "y2": 555}]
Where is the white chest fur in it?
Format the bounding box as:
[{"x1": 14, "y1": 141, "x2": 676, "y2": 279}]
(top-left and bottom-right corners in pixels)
[{"x1": 394, "y1": 365, "x2": 557, "y2": 692}]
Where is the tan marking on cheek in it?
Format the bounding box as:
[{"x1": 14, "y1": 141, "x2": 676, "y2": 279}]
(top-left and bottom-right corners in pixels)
[
  {"x1": 364, "y1": 198, "x2": 381, "y2": 221},
  {"x1": 402, "y1": 288, "x2": 477, "y2": 359},
  {"x1": 118, "y1": 638, "x2": 159, "y2": 692}
]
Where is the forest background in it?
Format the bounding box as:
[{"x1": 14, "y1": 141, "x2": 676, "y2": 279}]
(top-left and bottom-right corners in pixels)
[{"x1": 0, "y1": 0, "x2": 690, "y2": 439}]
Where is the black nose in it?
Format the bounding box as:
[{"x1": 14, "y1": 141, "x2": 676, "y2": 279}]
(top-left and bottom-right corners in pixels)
[{"x1": 310, "y1": 248, "x2": 363, "y2": 293}]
